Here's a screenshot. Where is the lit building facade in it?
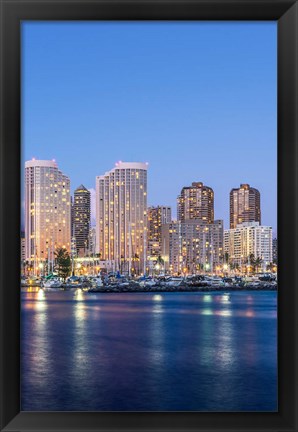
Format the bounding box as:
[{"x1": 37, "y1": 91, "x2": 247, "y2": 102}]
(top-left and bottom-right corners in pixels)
[
  {"x1": 73, "y1": 185, "x2": 91, "y2": 257},
  {"x1": 25, "y1": 159, "x2": 71, "y2": 265},
  {"x1": 230, "y1": 183, "x2": 261, "y2": 229},
  {"x1": 177, "y1": 182, "x2": 214, "y2": 223},
  {"x1": 147, "y1": 206, "x2": 171, "y2": 260},
  {"x1": 89, "y1": 227, "x2": 96, "y2": 255},
  {"x1": 96, "y1": 162, "x2": 148, "y2": 274},
  {"x1": 272, "y1": 237, "x2": 277, "y2": 264},
  {"x1": 21, "y1": 231, "x2": 26, "y2": 262},
  {"x1": 224, "y1": 222, "x2": 272, "y2": 269},
  {"x1": 163, "y1": 220, "x2": 223, "y2": 274}
]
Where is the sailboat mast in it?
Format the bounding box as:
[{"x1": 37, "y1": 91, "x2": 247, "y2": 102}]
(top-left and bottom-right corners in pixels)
[{"x1": 128, "y1": 221, "x2": 131, "y2": 277}]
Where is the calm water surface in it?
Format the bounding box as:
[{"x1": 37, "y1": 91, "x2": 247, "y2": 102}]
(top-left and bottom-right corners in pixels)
[{"x1": 21, "y1": 290, "x2": 277, "y2": 411}]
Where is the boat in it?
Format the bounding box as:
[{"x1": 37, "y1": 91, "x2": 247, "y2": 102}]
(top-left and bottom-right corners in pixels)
[
  {"x1": 118, "y1": 280, "x2": 130, "y2": 288},
  {"x1": 163, "y1": 277, "x2": 185, "y2": 287},
  {"x1": 222, "y1": 277, "x2": 234, "y2": 287},
  {"x1": 90, "y1": 276, "x2": 104, "y2": 288},
  {"x1": 206, "y1": 277, "x2": 224, "y2": 288},
  {"x1": 21, "y1": 277, "x2": 27, "y2": 286},
  {"x1": 64, "y1": 276, "x2": 83, "y2": 288},
  {"x1": 26, "y1": 277, "x2": 42, "y2": 287},
  {"x1": 42, "y1": 277, "x2": 62, "y2": 288},
  {"x1": 139, "y1": 277, "x2": 157, "y2": 288}
]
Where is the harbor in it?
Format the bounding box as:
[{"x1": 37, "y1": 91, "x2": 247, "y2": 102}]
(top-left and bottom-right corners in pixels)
[{"x1": 21, "y1": 272, "x2": 277, "y2": 292}]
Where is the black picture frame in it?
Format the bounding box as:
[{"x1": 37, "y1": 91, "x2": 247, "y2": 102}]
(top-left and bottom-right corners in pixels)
[{"x1": 0, "y1": 1, "x2": 297, "y2": 431}]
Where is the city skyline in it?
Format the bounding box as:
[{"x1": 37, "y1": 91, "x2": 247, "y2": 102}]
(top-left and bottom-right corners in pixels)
[
  {"x1": 22, "y1": 157, "x2": 272, "y2": 233},
  {"x1": 22, "y1": 21, "x2": 277, "y2": 234},
  {"x1": 23, "y1": 158, "x2": 273, "y2": 276}
]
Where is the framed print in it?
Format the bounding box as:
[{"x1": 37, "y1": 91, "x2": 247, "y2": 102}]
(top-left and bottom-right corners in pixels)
[{"x1": 0, "y1": 1, "x2": 297, "y2": 432}]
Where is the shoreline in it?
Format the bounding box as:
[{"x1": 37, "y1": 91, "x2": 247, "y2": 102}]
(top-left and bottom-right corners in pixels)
[
  {"x1": 22, "y1": 285, "x2": 277, "y2": 293},
  {"x1": 86, "y1": 286, "x2": 277, "y2": 293}
]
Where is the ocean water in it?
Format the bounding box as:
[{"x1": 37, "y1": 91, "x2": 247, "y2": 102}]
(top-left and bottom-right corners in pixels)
[{"x1": 21, "y1": 289, "x2": 277, "y2": 411}]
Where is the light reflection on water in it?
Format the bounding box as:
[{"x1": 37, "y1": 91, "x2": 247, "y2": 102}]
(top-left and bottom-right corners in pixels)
[
  {"x1": 21, "y1": 290, "x2": 277, "y2": 412},
  {"x1": 150, "y1": 295, "x2": 165, "y2": 364}
]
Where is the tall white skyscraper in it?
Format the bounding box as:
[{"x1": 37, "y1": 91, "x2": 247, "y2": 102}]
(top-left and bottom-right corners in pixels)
[
  {"x1": 96, "y1": 162, "x2": 148, "y2": 274},
  {"x1": 25, "y1": 159, "x2": 71, "y2": 266}
]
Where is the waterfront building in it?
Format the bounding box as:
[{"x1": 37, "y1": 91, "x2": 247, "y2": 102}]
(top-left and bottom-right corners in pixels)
[
  {"x1": 96, "y1": 161, "x2": 148, "y2": 274},
  {"x1": 230, "y1": 183, "x2": 261, "y2": 229},
  {"x1": 163, "y1": 220, "x2": 223, "y2": 274},
  {"x1": 73, "y1": 185, "x2": 91, "y2": 257},
  {"x1": 272, "y1": 237, "x2": 277, "y2": 264},
  {"x1": 177, "y1": 182, "x2": 214, "y2": 223},
  {"x1": 224, "y1": 222, "x2": 272, "y2": 270},
  {"x1": 89, "y1": 227, "x2": 96, "y2": 255},
  {"x1": 21, "y1": 231, "x2": 26, "y2": 262},
  {"x1": 25, "y1": 159, "x2": 71, "y2": 267},
  {"x1": 147, "y1": 206, "x2": 171, "y2": 264},
  {"x1": 71, "y1": 196, "x2": 74, "y2": 236}
]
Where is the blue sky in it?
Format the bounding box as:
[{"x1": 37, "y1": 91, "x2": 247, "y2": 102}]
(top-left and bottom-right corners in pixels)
[{"x1": 22, "y1": 21, "x2": 277, "y2": 233}]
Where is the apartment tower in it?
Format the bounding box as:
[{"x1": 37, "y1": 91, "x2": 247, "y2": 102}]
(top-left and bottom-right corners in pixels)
[
  {"x1": 96, "y1": 162, "x2": 148, "y2": 274},
  {"x1": 73, "y1": 185, "x2": 91, "y2": 257},
  {"x1": 147, "y1": 206, "x2": 172, "y2": 260},
  {"x1": 25, "y1": 159, "x2": 71, "y2": 265},
  {"x1": 230, "y1": 183, "x2": 261, "y2": 229},
  {"x1": 177, "y1": 182, "x2": 214, "y2": 223},
  {"x1": 224, "y1": 222, "x2": 272, "y2": 269}
]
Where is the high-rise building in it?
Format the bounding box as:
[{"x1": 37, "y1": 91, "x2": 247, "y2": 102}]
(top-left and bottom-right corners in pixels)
[
  {"x1": 25, "y1": 159, "x2": 71, "y2": 266},
  {"x1": 230, "y1": 183, "x2": 261, "y2": 229},
  {"x1": 89, "y1": 227, "x2": 96, "y2": 255},
  {"x1": 272, "y1": 237, "x2": 277, "y2": 264},
  {"x1": 21, "y1": 231, "x2": 26, "y2": 262},
  {"x1": 224, "y1": 222, "x2": 272, "y2": 270},
  {"x1": 96, "y1": 162, "x2": 148, "y2": 274},
  {"x1": 73, "y1": 185, "x2": 91, "y2": 257},
  {"x1": 177, "y1": 182, "x2": 214, "y2": 223},
  {"x1": 147, "y1": 206, "x2": 171, "y2": 260},
  {"x1": 163, "y1": 220, "x2": 223, "y2": 274},
  {"x1": 71, "y1": 196, "x2": 74, "y2": 236}
]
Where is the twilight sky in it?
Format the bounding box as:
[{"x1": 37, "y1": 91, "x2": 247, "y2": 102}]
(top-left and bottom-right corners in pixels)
[{"x1": 22, "y1": 21, "x2": 277, "y2": 233}]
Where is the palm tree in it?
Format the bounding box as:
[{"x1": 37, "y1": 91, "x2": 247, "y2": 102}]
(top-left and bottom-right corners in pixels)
[
  {"x1": 248, "y1": 253, "x2": 256, "y2": 273},
  {"x1": 120, "y1": 255, "x2": 124, "y2": 273},
  {"x1": 22, "y1": 260, "x2": 30, "y2": 276},
  {"x1": 266, "y1": 262, "x2": 274, "y2": 272},
  {"x1": 230, "y1": 262, "x2": 240, "y2": 273},
  {"x1": 132, "y1": 253, "x2": 140, "y2": 275},
  {"x1": 254, "y1": 257, "x2": 263, "y2": 273},
  {"x1": 95, "y1": 253, "x2": 101, "y2": 273},
  {"x1": 155, "y1": 255, "x2": 164, "y2": 275},
  {"x1": 156, "y1": 255, "x2": 164, "y2": 267},
  {"x1": 235, "y1": 263, "x2": 240, "y2": 272},
  {"x1": 54, "y1": 247, "x2": 71, "y2": 282}
]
